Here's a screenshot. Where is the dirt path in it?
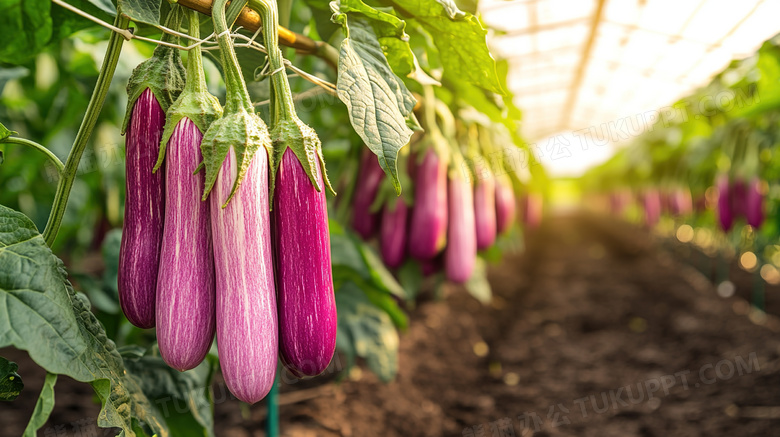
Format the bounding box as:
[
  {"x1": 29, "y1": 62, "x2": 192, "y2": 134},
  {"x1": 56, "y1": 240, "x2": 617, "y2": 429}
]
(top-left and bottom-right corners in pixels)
[{"x1": 3, "y1": 213, "x2": 780, "y2": 436}]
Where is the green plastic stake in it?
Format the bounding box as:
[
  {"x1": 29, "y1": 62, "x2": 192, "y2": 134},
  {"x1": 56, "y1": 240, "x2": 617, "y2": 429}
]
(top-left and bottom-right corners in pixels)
[{"x1": 266, "y1": 369, "x2": 279, "y2": 437}]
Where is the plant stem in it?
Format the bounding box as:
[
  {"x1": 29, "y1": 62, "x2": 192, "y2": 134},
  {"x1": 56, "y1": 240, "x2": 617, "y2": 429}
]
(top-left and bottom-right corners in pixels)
[
  {"x1": 0, "y1": 137, "x2": 65, "y2": 176},
  {"x1": 42, "y1": 13, "x2": 129, "y2": 246},
  {"x1": 184, "y1": 9, "x2": 207, "y2": 94},
  {"x1": 213, "y1": 0, "x2": 255, "y2": 114}
]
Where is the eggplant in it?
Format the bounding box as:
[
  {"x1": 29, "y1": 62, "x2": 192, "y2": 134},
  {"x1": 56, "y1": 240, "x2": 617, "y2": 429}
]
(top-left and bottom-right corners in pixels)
[
  {"x1": 643, "y1": 189, "x2": 661, "y2": 227},
  {"x1": 351, "y1": 150, "x2": 385, "y2": 239},
  {"x1": 494, "y1": 176, "x2": 516, "y2": 234},
  {"x1": 211, "y1": 149, "x2": 277, "y2": 403},
  {"x1": 118, "y1": 88, "x2": 166, "y2": 329},
  {"x1": 731, "y1": 178, "x2": 747, "y2": 219},
  {"x1": 716, "y1": 175, "x2": 733, "y2": 232},
  {"x1": 273, "y1": 148, "x2": 336, "y2": 377},
  {"x1": 474, "y1": 174, "x2": 497, "y2": 250},
  {"x1": 523, "y1": 193, "x2": 543, "y2": 229},
  {"x1": 445, "y1": 175, "x2": 476, "y2": 283},
  {"x1": 408, "y1": 148, "x2": 448, "y2": 259},
  {"x1": 380, "y1": 196, "x2": 409, "y2": 269},
  {"x1": 746, "y1": 177, "x2": 764, "y2": 228}
]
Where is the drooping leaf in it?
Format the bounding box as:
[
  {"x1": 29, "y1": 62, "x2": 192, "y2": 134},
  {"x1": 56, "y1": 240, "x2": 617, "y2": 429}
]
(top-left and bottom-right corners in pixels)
[
  {"x1": 335, "y1": 281, "x2": 399, "y2": 382},
  {"x1": 331, "y1": 11, "x2": 415, "y2": 192},
  {"x1": 0, "y1": 0, "x2": 53, "y2": 64},
  {"x1": 22, "y1": 373, "x2": 56, "y2": 437},
  {"x1": 0, "y1": 205, "x2": 168, "y2": 437},
  {"x1": 0, "y1": 356, "x2": 23, "y2": 401}
]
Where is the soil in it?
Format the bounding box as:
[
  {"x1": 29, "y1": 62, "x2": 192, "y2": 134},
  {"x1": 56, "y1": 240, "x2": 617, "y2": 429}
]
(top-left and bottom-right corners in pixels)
[{"x1": 3, "y1": 213, "x2": 780, "y2": 437}]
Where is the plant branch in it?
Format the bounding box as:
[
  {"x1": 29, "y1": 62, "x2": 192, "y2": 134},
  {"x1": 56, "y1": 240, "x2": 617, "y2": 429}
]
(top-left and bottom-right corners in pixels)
[
  {"x1": 42, "y1": 13, "x2": 129, "y2": 247},
  {"x1": 0, "y1": 137, "x2": 65, "y2": 176}
]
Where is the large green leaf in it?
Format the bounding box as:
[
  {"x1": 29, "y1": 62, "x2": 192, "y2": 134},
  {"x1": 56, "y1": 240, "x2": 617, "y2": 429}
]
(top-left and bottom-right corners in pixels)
[
  {"x1": 118, "y1": 0, "x2": 163, "y2": 26},
  {"x1": 0, "y1": 0, "x2": 52, "y2": 64},
  {"x1": 0, "y1": 205, "x2": 167, "y2": 437},
  {"x1": 331, "y1": 9, "x2": 415, "y2": 193},
  {"x1": 0, "y1": 356, "x2": 23, "y2": 401},
  {"x1": 389, "y1": 0, "x2": 502, "y2": 94},
  {"x1": 22, "y1": 373, "x2": 56, "y2": 437},
  {"x1": 52, "y1": 0, "x2": 115, "y2": 41},
  {"x1": 335, "y1": 281, "x2": 399, "y2": 382}
]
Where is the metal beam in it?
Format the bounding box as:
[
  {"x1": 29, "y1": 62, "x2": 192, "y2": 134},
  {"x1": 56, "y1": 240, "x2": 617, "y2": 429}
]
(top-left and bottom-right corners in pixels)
[{"x1": 557, "y1": 0, "x2": 608, "y2": 131}]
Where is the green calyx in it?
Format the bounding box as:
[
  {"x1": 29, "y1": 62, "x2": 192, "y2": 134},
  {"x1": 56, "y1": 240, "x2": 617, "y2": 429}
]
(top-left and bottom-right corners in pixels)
[
  {"x1": 200, "y1": 0, "x2": 272, "y2": 205},
  {"x1": 155, "y1": 9, "x2": 223, "y2": 173},
  {"x1": 121, "y1": 6, "x2": 187, "y2": 134},
  {"x1": 200, "y1": 110, "x2": 271, "y2": 206},
  {"x1": 250, "y1": 0, "x2": 333, "y2": 200}
]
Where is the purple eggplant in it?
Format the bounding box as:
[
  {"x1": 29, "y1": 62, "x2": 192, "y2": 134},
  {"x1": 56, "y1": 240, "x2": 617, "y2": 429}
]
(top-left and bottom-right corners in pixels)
[
  {"x1": 746, "y1": 177, "x2": 764, "y2": 228},
  {"x1": 273, "y1": 148, "x2": 336, "y2": 377},
  {"x1": 408, "y1": 148, "x2": 448, "y2": 260},
  {"x1": 380, "y1": 196, "x2": 409, "y2": 269},
  {"x1": 716, "y1": 175, "x2": 733, "y2": 232},
  {"x1": 156, "y1": 119, "x2": 216, "y2": 371},
  {"x1": 731, "y1": 178, "x2": 747, "y2": 219},
  {"x1": 211, "y1": 149, "x2": 277, "y2": 403},
  {"x1": 351, "y1": 150, "x2": 385, "y2": 239},
  {"x1": 445, "y1": 175, "x2": 476, "y2": 283},
  {"x1": 118, "y1": 88, "x2": 166, "y2": 329},
  {"x1": 474, "y1": 174, "x2": 497, "y2": 250},
  {"x1": 643, "y1": 189, "x2": 661, "y2": 227},
  {"x1": 494, "y1": 176, "x2": 516, "y2": 234}
]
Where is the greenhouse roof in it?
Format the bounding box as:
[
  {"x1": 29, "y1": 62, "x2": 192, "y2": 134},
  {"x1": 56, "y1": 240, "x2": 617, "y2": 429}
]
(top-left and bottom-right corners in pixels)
[{"x1": 480, "y1": 0, "x2": 780, "y2": 145}]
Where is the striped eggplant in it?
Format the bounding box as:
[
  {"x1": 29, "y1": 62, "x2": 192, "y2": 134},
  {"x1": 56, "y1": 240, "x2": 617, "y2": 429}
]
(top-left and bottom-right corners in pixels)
[
  {"x1": 716, "y1": 175, "x2": 733, "y2": 232},
  {"x1": 203, "y1": 0, "x2": 277, "y2": 403},
  {"x1": 155, "y1": 12, "x2": 222, "y2": 371},
  {"x1": 211, "y1": 149, "x2": 277, "y2": 403},
  {"x1": 474, "y1": 173, "x2": 497, "y2": 250},
  {"x1": 380, "y1": 196, "x2": 409, "y2": 269},
  {"x1": 746, "y1": 177, "x2": 764, "y2": 228},
  {"x1": 494, "y1": 175, "x2": 516, "y2": 234},
  {"x1": 156, "y1": 119, "x2": 216, "y2": 370},
  {"x1": 352, "y1": 150, "x2": 384, "y2": 239},
  {"x1": 643, "y1": 189, "x2": 661, "y2": 227},
  {"x1": 408, "y1": 148, "x2": 448, "y2": 259},
  {"x1": 445, "y1": 174, "x2": 476, "y2": 283},
  {"x1": 118, "y1": 88, "x2": 166, "y2": 329},
  {"x1": 273, "y1": 149, "x2": 336, "y2": 377}
]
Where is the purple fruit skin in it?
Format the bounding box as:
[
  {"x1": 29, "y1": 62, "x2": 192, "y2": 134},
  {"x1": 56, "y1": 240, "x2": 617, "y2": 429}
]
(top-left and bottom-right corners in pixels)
[
  {"x1": 746, "y1": 178, "x2": 764, "y2": 228},
  {"x1": 731, "y1": 178, "x2": 747, "y2": 219},
  {"x1": 351, "y1": 151, "x2": 384, "y2": 239},
  {"x1": 211, "y1": 148, "x2": 277, "y2": 404},
  {"x1": 716, "y1": 175, "x2": 733, "y2": 232},
  {"x1": 156, "y1": 119, "x2": 216, "y2": 371},
  {"x1": 408, "y1": 149, "x2": 448, "y2": 260},
  {"x1": 273, "y1": 148, "x2": 337, "y2": 378},
  {"x1": 495, "y1": 178, "x2": 516, "y2": 234},
  {"x1": 445, "y1": 176, "x2": 476, "y2": 284},
  {"x1": 643, "y1": 190, "x2": 661, "y2": 227},
  {"x1": 119, "y1": 88, "x2": 165, "y2": 329},
  {"x1": 474, "y1": 176, "x2": 497, "y2": 250},
  {"x1": 380, "y1": 197, "x2": 409, "y2": 269}
]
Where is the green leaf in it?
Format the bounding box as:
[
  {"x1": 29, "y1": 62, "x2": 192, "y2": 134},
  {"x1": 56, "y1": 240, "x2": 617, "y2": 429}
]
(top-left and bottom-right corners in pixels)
[
  {"x1": 397, "y1": 260, "x2": 423, "y2": 302},
  {"x1": 389, "y1": 0, "x2": 502, "y2": 93},
  {"x1": 0, "y1": 0, "x2": 53, "y2": 64},
  {"x1": 51, "y1": 0, "x2": 115, "y2": 41},
  {"x1": 22, "y1": 373, "x2": 56, "y2": 437},
  {"x1": 123, "y1": 350, "x2": 218, "y2": 437},
  {"x1": 0, "y1": 122, "x2": 15, "y2": 142},
  {"x1": 331, "y1": 10, "x2": 415, "y2": 193},
  {"x1": 335, "y1": 281, "x2": 399, "y2": 382},
  {"x1": 464, "y1": 258, "x2": 491, "y2": 304},
  {"x1": 0, "y1": 356, "x2": 23, "y2": 401},
  {"x1": 0, "y1": 67, "x2": 28, "y2": 95},
  {"x1": 118, "y1": 0, "x2": 163, "y2": 26},
  {"x1": 0, "y1": 205, "x2": 168, "y2": 437}
]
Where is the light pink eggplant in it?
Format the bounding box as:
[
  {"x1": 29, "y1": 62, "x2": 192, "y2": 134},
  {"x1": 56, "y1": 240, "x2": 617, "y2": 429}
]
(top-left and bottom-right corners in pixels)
[
  {"x1": 494, "y1": 177, "x2": 516, "y2": 234},
  {"x1": 445, "y1": 176, "x2": 476, "y2": 283},
  {"x1": 273, "y1": 148, "x2": 337, "y2": 378},
  {"x1": 746, "y1": 177, "x2": 764, "y2": 228},
  {"x1": 408, "y1": 148, "x2": 448, "y2": 260},
  {"x1": 118, "y1": 88, "x2": 165, "y2": 329},
  {"x1": 211, "y1": 149, "x2": 277, "y2": 404},
  {"x1": 156, "y1": 118, "x2": 216, "y2": 371},
  {"x1": 474, "y1": 175, "x2": 497, "y2": 250},
  {"x1": 643, "y1": 189, "x2": 661, "y2": 227},
  {"x1": 716, "y1": 175, "x2": 733, "y2": 232},
  {"x1": 351, "y1": 150, "x2": 384, "y2": 239},
  {"x1": 380, "y1": 197, "x2": 409, "y2": 269},
  {"x1": 523, "y1": 193, "x2": 543, "y2": 229},
  {"x1": 670, "y1": 188, "x2": 692, "y2": 217}
]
